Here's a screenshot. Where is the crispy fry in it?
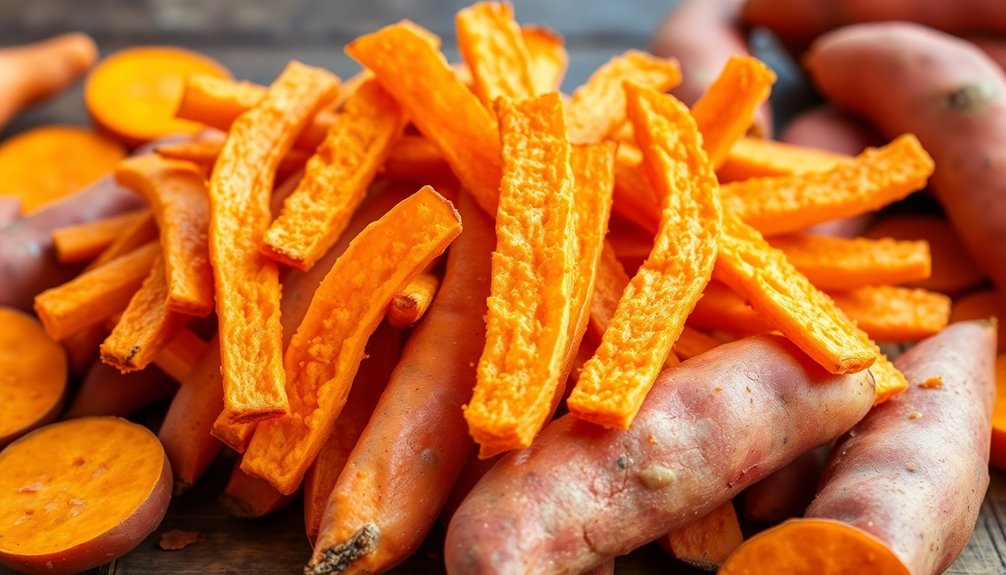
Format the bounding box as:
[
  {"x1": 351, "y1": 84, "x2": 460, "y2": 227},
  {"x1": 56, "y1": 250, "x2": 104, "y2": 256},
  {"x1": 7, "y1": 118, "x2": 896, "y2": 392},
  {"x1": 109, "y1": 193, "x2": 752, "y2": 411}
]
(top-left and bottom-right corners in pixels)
[
  {"x1": 690, "y1": 56, "x2": 776, "y2": 168},
  {"x1": 262, "y1": 79, "x2": 407, "y2": 270},
  {"x1": 153, "y1": 328, "x2": 208, "y2": 382},
  {"x1": 717, "y1": 136, "x2": 851, "y2": 183},
  {"x1": 242, "y1": 186, "x2": 461, "y2": 494},
  {"x1": 52, "y1": 209, "x2": 150, "y2": 264},
  {"x1": 567, "y1": 51, "x2": 682, "y2": 144},
  {"x1": 721, "y1": 135, "x2": 934, "y2": 236},
  {"x1": 522, "y1": 26, "x2": 567, "y2": 94},
  {"x1": 588, "y1": 241, "x2": 631, "y2": 338},
  {"x1": 673, "y1": 326, "x2": 722, "y2": 360},
  {"x1": 387, "y1": 270, "x2": 441, "y2": 328},
  {"x1": 830, "y1": 286, "x2": 951, "y2": 342},
  {"x1": 34, "y1": 241, "x2": 159, "y2": 341},
  {"x1": 91, "y1": 209, "x2": 159, "y2": 267},
  {"x1": 568, "y1": 84, "x2": 721, "y2": 429},
  {"x1": 381, "y1": 135, "x2": 452, "y2": 182},
  {"x1": 155, "y1": 138, "x2": 310, "y2": 179},
  {"x1": 687, "y1": 281, "x2": 772, "y2": 336},
  {"x1": 347, "y1": 22, "x2": 503, "y2": 215},
  {"x1": 612, "y1": 143, "x2": 660, "y2": 235},
  {"x1": 464, "y1": 93, "x2": 577, "y2": 456},
  {"x1": 208, "y1": 62, "x2": 339, "y2": 424},
  {"x1": 100, "y1": 253, "x2": 187, "y2": 372},
  {"x1": 768, "y1": 234, "x2": 932, "y2": 291},
  {"x1": 116, "y1": 155, "x2": 213, "y2": 316},
  {"x1": 332, "y1": 69, "x2": 373, "y2": 109},
  {"x1": 456, "y1": 2, "x2": 535, "y2": 106},
  {"x1": 220, "y1": 461, "x2": 294, "y2": 519}
]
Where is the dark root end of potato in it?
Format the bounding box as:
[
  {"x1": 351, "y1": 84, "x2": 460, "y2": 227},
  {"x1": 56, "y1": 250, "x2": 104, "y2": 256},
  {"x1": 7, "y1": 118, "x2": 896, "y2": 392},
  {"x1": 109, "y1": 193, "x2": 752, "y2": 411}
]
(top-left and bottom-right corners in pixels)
[{"x1": 304, "y1": 524, "x2": 380, "y2": 575}]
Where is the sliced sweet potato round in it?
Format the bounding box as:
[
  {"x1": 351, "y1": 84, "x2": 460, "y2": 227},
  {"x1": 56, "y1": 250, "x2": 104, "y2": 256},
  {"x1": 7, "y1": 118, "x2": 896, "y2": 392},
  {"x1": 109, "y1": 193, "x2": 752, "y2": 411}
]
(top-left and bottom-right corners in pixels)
[
  {"x1": 0, "y1": 417, "x2": 172, "y2": 574},
  {"x1": 0, "y1": 307, "x2": 67, "y2": 448}
]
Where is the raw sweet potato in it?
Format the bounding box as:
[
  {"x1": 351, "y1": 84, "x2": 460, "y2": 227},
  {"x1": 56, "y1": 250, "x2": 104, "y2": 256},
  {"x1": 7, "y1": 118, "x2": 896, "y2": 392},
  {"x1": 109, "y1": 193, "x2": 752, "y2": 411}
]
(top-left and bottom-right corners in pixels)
[
  {"x1": 0, "y1": 33, "x2": 97, "y2": 129},
  {"x1": 0, "y1": 417, "x2": 171, "y2": 575},
  {"x1": 742, "y1": 446, "x2": 829, "y2": 524},
  {"x1": 808, "y1": 23, "x2": 1006, "y2": 295},
  {"x1": 0, "y1": 308, "x2": 67, "y2": 448},
  {"x1": 445, "y1": 334, "x2": 876, "y2": 575},
  {"x1": 65, "y1": 361, "x2": 176, "y2": 418},
  {"x1": 722, "y1": 320, "x2": 997, "y2": 574}
]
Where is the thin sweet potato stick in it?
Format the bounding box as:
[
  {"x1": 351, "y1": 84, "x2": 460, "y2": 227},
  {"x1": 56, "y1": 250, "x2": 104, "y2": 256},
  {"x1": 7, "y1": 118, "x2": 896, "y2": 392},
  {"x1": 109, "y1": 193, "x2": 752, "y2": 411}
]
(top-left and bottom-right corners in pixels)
[
  {"x1": 100, "y1": 252, "x2": 187, "y2": 372},
  {"x1": 91, "y1": 209, "x2": 159, "y2": 267},
  {"x1": 380, "y1": 135, "x2": 452, "y2": 182},
  {"x1": 241, "y1": 186, "x2": 461, "y2": 494},
  {"x1": 387, "y1": 269, "x2": 441, "y2": 328},
  {"x1": 115, "y1": 155, "x2": 213, "y2": 316},
  {"x1": 672, "y1": 326, "x2": 722, "y2": 360},
  {"x1": 52, "y1": 209, "x2": 150, "y2": 264},
  {"x1": 690, "y1": 55, "x2": 776, "y2": 168},
  {"x1": 720, "y1": 135, "x2": 935, "y2": 236},
  {"x1": 152, "y1": 329, "x2": 208, "y2": 382},
  {"x1": 464, "y1": 93, "x2": 577, "y2": 457},
  {"x1": 714, "y1": 211, "x2": 876, "y2": 373},
  {"x1": 209, "y1": 61, "x2": 339, "y2": 424},
  {"x1": 768, "y1": 234, "x2": 932, "y2": 291},
  {"x1": 588, "y1": 242, "x2": 632, "y2": 338},
  {"x1": 717, "y1": 136, "x2": 851, "y2": 183},
  {"x1": 34, "y1": 241, "x2": 159, "y2": 341},
  {"x1": 155, "y1": 138, "x2": 311, "y2": 180},
  {"x1": 687, "y1": 281, "x2": 772, "y2": 336},
  {"x1": 522, "y1": 26, "x2": 567, "y2": 94},
  {"x1": 567, "y1": 84, "x2": 722, "y2": 430},
  {"x1": 456, "y1": 2, "x2": 536, "y2": 106},
  {"x1": 566, "y1": 51, "x2": 681, "y2": 144},
  {"x1": 262, "y1": 79, "x2": 407, "y2": 270},
  {"x1": 612, "y1": 143, "x2": 660, "y2": 235},
  {"x1": 829, "y1": 286, "x2": 951, "y2": 342},
  {"x1": 346, "y1": 22, "x2": 503, "y2": 215}
]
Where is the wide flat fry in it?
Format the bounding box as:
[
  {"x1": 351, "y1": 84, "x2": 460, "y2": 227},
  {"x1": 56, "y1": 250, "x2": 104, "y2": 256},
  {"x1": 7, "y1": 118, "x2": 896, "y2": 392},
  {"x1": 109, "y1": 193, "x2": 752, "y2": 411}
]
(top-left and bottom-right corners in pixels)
[
  {"x1": 522, "y1": 26, "x2": 567, "y2": 94},
  {"x1": 34, "y1": 241, "x2": 160, "y2": 341},
  {"x1": 262, "y1": 80, "x2": 406, "y2": 270},
  {"x1": 717, "y1": 136, "x2": 851, "y2": 183},
  {"x1": 567, "y1": 50, "x2": 681, "y2": 144},
  {"x1": 465, "y1": 93, "x2": 577, "y2": 457},
  {"x1": 347, "y1": 22, "x2": 503, "y2": 215},
  {"x1": 242, "y1": 186, "x2": 461, "y2": 494},
  {"x1": 456, "y1": 2, "x2": 535, "y2": 106},
  {"x1": 690, "y1": 56, "x2": 776, "y2": 168},
  {"x1": 153, "y1": 329, "x2": 208, "y2": 382},
  {"x1": 568, "y1": 84, "x2": 721, "y2": 430},
  {"x1": 208, "y1": 61, "x2": 339, "y2": 424},
  {"x1": 830, "y1": 286, "x2": 951, "y2": 342},
  {"x1": 52, "y1": 209, "x2": 150, "y2": 264},
  {"x1": 673, "y1": 326, "x2": 722, "y2": 360},
  {"x1": 769, "y1": 234, "x2": 931, "y2": 291},
  {"x1": 116, "y1": 155, "x2": 213, "y2": 316},
  {"x1": 721, "y1": 135, "x2": 934, "y2": 236}
]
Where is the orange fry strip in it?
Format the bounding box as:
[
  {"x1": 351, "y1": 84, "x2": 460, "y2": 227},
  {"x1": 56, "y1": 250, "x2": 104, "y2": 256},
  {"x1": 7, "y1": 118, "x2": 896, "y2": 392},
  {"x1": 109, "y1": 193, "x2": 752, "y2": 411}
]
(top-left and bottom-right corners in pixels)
[
  {"x1": 220, "y1": 461, "x2": 294, "y2": 518},
  {"x1": 567, "y1": 50, "x2": 681, "y2": 144},
  {"x1": 456, "y1": 2, "x2": 535, "y2": 106},
  {"x1": 568, "y1": 84, "x2": 722, "y2": 430},
  {"x1": 387, "y1": 269, "x2": 441, "y2": 328},
  {"x1": 152, "y1": 329, "x2": 208, "y2": 382},
  {"x1": 34, "y1": 241, "x2": 160, "y2": 341},
  {"x1": 331, "y1": 69, "x2": 373, "y2": 110},
  {"x1": 155, "y1": 138, "x2": 310, "y2": 178},
  {"x1": 690, "y1": 55, "x2": 776, "y2": 168},
  {"x1": 769, "y1": 234, "x2": 932, "y2": 291},
  {"x1": 242, "y1": 186, "x2": 461, "y2": 494},
  {"x1": 116, "y1": 155, "x2": 214, "y2": 316},
  {"x1": 52, "y1": 209, "x2": 150, "y2": 264},
  {"x1": 464, "y1": 93, "x2": 577, "y2": 457},
  {"x1": 830, "y1": 286, "x2": 951, "y2": 342},
  {"x1": 714, "y1": 212, "x2": 876, "y2": 373},
  {"x1": 262, "y1": 79, "x2": 408, "y2": 270},
  {"x1": 91, "y1": 209, "x2": 159, "y2": 267},
  {"x1": 687, "y1": 281, "x2": 772, "y2": 336},
  {"x1": 347, "y1": 22, "x2": 503, "y2": 215},
  {"x1": 208, "y1": 61, "x2": 339, "y2": 424},
  {"x1": 100, "y1": 252, "x2": 188, "y2": 372},
  {"x1": 721, "y1": 135, "x2": 935, "y2": 236},
  {"x1": 716, "y1": 136, "x2": 851, "y2": 183},
  {"x1": 522, "y1": 26, "x2": 567, "y2": 94},
  {"x1": 612, "y1": 144, "x2": 660, "y2": 235},
  {"x1": 672, "y1": 326, "x2": 722, "y2": 360},
  {"x1": 381, "y1": 135, "x2": 452, "y2": 182},
  {"x1": 588, "y1": 242, "x2": 632, "y2": 338}
]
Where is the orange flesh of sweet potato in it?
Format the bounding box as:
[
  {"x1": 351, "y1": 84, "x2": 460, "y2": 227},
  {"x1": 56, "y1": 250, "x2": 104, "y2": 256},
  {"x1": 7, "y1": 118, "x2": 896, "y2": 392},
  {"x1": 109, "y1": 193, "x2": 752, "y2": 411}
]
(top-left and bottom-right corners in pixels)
[
  {"x1": 51, "y1": 209, "x2": 150, "y2": 264},
  {"x1": 951, "y1": 289, "x2": 1006, "y2": 352},
  {"x1": 829, "y1": 285, "x2": 951, "y2": 342},
  {"x1": 662, "y1": 501, "x2": 744, "y2": 570}
]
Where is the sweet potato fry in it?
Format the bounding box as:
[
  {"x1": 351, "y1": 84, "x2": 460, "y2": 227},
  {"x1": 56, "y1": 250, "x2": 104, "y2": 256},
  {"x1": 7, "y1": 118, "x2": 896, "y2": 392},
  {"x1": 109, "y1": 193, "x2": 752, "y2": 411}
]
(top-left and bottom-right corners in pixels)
[
  {"x1": 208, "y1": 61, "x2": 339, "y2": 424},
  {"x1": 262, "y1": 79, "x2": 407, "y2": 270},
  {"x1": 522, "y1": 26, "x2": 567, "y2": 93},
  {"x1": 155, "y1": 138, "x2": 309, "y2": 180},
  {"x1": 568, "y1": 84, "x2": 721, "y2": 430},
  {"x1": 829, "y1": 285, "x2": 951, "y2": 342},
  {"x1": 220, "y1": 462, "x2": 294, "y2": 519},
  {"x1": 387, "y1": 270, "x2": 441, "y2": 329},
  {"x1": 687, "y1": 281, "x2": 772, "y2": 336},
  {"x1": 151, "y1": 328, "x2": 208, "y2": 382},
  {"x1": 717, "y1": 136, "x2": 852, "y2": 183},
  {"x1": 662, "y1": 501, "x2": 744, "y2": 570},
  {"x1": 673, "y1": 325, "x2": 722, "y2": 360},
  {"x1": 34, "y1": 241, "x2": 159, "y2": 341},
  {"x1": 690, "y1": 55, "x2": 776, "y2": 168},
  {"x1": 768, "y1": 234, "x2": 931, "y2": 291},
  {"x1": 456, "y1": 2, "x2": 535, "y2": 106},
  {"x1": 242, "y1": 186, "x2": 461, "y2": 494},
  {"x1": 380, "y1": 135, "x2": 451, "y2": 182},
  {"x1": 567, "y1": 50, "x2": 682, "y2": 144},
  {"x1": 464, "y1": 93, "x2": 577, "y2": 456},
  {"x1": 951, "y1": 289, "x2": 1006, "y2": 352},
  {"x1": 991, "y1": 355, "x2": 1006, "y2": 471},
  {"x1": 52, "y1": 209, "x2": 149, "y2": 264},
  {"x1": 91, "y1": 209, "x2": 158, "y2": 267},
  {"x1": 347, "y1": 22, "x2": 502, "y2": 215},
  {"x1": 612, "y1": 144, "x2": 661, "y2": 235},
  {"x1": 720, "y1": 135, "x2": 934, "y2": 236},
  {"x1": 116, "y1": 155, "x2": 213, "y2": 316},
  {"x1": 588, "y1": 243, "x2": 632, "y2": 337}
]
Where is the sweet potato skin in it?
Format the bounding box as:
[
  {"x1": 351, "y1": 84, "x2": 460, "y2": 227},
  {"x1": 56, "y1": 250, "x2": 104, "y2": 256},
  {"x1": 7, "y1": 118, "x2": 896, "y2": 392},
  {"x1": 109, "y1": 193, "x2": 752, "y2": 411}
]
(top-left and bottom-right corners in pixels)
[
  {"x1": 806, "y1": 320, "x2": 996, "y2": 575},
  {"x1": 807, "y1": 23, "x2": 1006, "y2": 295},
  {"x1": 445, "y1": 335, "x2": 875, "y2": 575}
]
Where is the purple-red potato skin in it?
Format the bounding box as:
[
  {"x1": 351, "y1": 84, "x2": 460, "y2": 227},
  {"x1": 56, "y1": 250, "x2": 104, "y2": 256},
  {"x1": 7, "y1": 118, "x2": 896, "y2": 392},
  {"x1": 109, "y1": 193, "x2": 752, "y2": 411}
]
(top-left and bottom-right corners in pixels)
[
  {"x1": 0, "y1": 196, "x2": 21, "y2": 225},
  {"x1": 807, "y1": 320, "x2": 996, "y2": 575},
  {"x1": 807, "y1": 23, "x2": 1006, "y2": 294},
  {"x1": 66, "y1": 362, "x2": 177, "y2": 418},
  {"x1": 743, "y1": 0, "x2": 1006, "y2": 41},
  {"x1": 444, "y1": 335, "x2": 876, "y2": 575},
  {"x1": 972, "y1": 36, "x2": 1006, "y2": 72},
  {"x1": 742, "y1": 446, "x2": 829, "y2": 524},
  {"x1": 649, "y1": 0, "x2": 772, "y2": 137}
]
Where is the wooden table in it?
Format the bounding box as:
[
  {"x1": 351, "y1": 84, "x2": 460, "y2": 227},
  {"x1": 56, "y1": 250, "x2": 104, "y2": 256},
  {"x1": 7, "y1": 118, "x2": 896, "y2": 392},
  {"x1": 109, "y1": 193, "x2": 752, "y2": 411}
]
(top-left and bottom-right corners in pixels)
[{"x1": 1, "y1": 1, "x2": 1003, "y2": 572}]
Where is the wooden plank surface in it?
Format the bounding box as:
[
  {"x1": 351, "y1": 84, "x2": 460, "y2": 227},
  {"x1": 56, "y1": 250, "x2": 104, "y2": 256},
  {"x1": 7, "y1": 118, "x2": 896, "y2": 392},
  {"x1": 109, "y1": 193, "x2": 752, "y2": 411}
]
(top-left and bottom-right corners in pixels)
[{"x1": 0, "y1": 1, "x2": 1002, "y2": 573}]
